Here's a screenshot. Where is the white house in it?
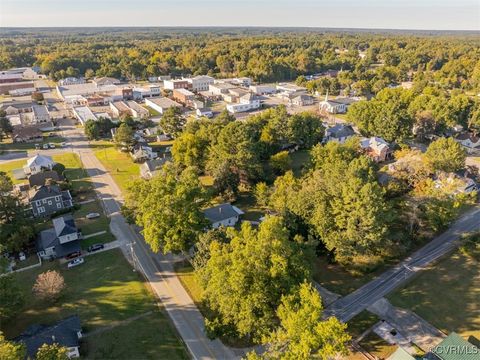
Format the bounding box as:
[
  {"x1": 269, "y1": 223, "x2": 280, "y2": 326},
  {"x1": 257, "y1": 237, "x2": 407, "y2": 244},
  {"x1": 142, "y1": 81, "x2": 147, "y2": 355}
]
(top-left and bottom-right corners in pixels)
[
  {"x1": 187, "y1": 75, "x2": 215, "y2": 92},
  {"x1": 196, "y1": 108, "x2": 213, "y2": 118},
  {"x1": 32, "y1": 104, "x2": 50, "y2": 123},
  {"x1": 292, "y1": 94, "x2": 314, "y2": 106},
  {"x1": 24, "y1": 154, "x2": 56, "y2": 175},
  {"x1": 145, "y1": 97, "x2": 182, "y2": 115},
  {"x1": 319, "y1": 94, "x2": 358, "y2": 114},
  {"x1": 455, "y1": 133, "x2": 480, "y2": 153},
  {"x1": 226, "y1": 93, "x2": 261, "y2": 113},
  {"x1": 203, "y1": 203, "x2": 244, "y2": 229}
]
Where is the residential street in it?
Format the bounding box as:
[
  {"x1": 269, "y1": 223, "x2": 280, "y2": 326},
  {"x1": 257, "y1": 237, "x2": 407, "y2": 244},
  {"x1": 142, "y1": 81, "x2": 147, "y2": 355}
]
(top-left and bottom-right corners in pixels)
[
  {"x1": 57, "y1": 122, "x2": 238, "y2": 360},
  {"x1": 324, "y1": 204, "x2": 480, "y2": 322}
]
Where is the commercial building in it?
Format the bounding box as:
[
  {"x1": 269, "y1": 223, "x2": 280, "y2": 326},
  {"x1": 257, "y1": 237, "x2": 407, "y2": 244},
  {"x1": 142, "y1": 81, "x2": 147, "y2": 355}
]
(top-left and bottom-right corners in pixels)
[
  {"x1": 187, "y1": 75, "x2": 215, "y2": 92},
  {"x1": 145, "y1": 97, "x2": 182, "y2": 115},
  {"x1": 173, "y1": 88, "x2": 195, "y2": 105},
  {"x1": 163, "y1": 79, "x2": 190, "y2": 90}
]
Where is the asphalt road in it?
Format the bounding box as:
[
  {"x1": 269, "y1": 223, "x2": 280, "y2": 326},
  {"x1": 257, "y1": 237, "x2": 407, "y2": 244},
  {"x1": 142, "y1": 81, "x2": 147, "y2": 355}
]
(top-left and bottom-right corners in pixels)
[
  {"x1": 56, "y1": 123, "x2": 238, "y2": 360},
  {"x1": 324, "y1": 205, "x2": 480, "y2": 322}
]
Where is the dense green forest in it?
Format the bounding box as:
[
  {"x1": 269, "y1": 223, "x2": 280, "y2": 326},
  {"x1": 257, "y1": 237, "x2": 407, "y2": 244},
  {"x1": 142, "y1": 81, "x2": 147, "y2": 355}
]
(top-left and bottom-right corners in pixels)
[{"x1": 1, "y1": 28, "x2": 479, "y2": 91}]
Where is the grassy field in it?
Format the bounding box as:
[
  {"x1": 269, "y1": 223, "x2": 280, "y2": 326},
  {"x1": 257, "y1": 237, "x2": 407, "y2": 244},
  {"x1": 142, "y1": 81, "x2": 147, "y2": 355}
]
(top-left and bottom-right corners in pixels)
[
  {"x1": 347, "y1": 311, "x2": 380, "y2": 340},
  {"x1": 73, "y1": 200, "x2": 110, "y2": 236},
  {"x1": 232, "y1": 192, "x2": 264, "y2": 222},
  {"x1": 0, "y1": 135, "x2": 65, "y2": 153},
  {"x1": 289, "y1": 149, "x2": 311, "y2": 177},
  {"x1": 0, "y1": 153, "x2": 93, "y2": 194},
  {"x1": 313, "y1": 257, "x2": 379, "y2": 296},
  {"x1": 389, "y1": 247, "x2": 480, "y2": 339},
  {"x1": 92, "y1": 141, "x2": 139, "y2": 193},
  {"x1": 2, "y1": 250, "x2": 188, "y2": 359},
  {"x1": 0, "y1": 159, "x2": 27, "y2": 184},
  {"x1": 83, "y1": 311, "x2": 188, "y2": 359}
]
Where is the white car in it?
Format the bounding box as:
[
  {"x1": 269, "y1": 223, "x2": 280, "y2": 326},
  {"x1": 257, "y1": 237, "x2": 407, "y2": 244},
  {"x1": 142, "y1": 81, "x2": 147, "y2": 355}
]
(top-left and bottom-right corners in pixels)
[
  {"x1": 42, "y1": 144, "x2": 49, "y2": 149},
  {"x1": 48, "y1": 143, "x2": 56, "y2": 149},
  {"x1": 67, "y1": 257, "x2": 84, "y2": 268},
  {"x1": 86, "y1": 212, "x2": 100, "y2": 219}
]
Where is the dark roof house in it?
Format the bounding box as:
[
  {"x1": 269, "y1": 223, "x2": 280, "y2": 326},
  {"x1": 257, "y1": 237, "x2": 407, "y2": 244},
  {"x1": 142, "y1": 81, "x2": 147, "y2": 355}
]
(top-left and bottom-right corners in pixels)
[
  {"x1": 28, "y1": 170, "x2": 63, "y2": 187},
  {"x1": 36, "y1": 215, "x2": 81, "y2": 259},
  {"x1": 203, "y1": 203, "x2": 244, "y2": 229},
  {"x1": 28, "y1": 185, "x2": 73, "y2": 218},
  {"x1": 14, "y1": 315, "x2": 83, "y2": 359}
]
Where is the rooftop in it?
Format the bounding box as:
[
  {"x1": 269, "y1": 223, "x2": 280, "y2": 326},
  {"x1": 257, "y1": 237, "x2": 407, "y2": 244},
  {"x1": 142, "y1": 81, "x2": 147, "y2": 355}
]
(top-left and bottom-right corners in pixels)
[
  {"x1": 14, "y1": 315, "x2": 82, "y2": 359},
  {"x1": 203, "y1": 203, "x2": 244, "y2": 223}
]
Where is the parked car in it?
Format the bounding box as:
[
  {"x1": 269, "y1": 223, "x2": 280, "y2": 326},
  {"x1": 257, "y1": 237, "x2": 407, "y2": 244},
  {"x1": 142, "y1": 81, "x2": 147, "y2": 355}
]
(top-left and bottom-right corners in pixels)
[
  {"x1": 61, "y1": 142, "x2": 68, "y2": 147},
  {"x1": 65, "y1": 251, "x2": 81, "y2": 260},
  {"x1": 35, "y1": 144, "x2": 40, "y2": 150},
  {"x1": 87, "y1": 244, "x2": 105, "y2": 253},
  {"x1": 86, "y1": 212, "x2": 100, "y2": 219},
  {"x1": 18, "y1": 252, "x2": 26, "y2": 261},
  {"x1": 67, "y1": 257, "x2": 84, "y2": 268},
  {"x1": 42, "y1": 144, "x2": 49, "y2": 149},
  {"x1": 48, "y1": 143, "x2": 56, "y2": 149}
]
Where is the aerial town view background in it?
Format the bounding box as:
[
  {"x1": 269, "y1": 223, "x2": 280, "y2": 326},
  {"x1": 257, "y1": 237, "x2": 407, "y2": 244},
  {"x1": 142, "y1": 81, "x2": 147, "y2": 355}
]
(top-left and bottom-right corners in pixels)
[{"x1": 0, "y1": 1, "x2": 479, "y2": 359}]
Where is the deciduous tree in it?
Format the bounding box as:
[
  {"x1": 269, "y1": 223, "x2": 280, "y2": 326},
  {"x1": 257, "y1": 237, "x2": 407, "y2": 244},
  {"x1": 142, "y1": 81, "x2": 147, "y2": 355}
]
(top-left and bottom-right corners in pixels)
[
  {"x1": 32, "y1": 270, "x2": 66, "y2": 302},
  {"x1": 123, "y1": 164, "x2": 207, "y2": 253}
]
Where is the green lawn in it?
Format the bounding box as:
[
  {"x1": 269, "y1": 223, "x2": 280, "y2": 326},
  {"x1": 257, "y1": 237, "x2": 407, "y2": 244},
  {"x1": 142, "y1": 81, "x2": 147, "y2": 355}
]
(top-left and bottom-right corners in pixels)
[
  {"x1": 54, "y1": 153, "x2": 95, "y2": 201},
  {"x1": 73, "y1": 201, "x2": 110, "y2": 236},
  {"x1": 0, "y1": 153, "x2": 93, "y2": 200},
  {"x1": 0, "y1": 135, "x2": 65, "y2": 153},
  {"x1": 92, "y1": 142, "x2": 139, "y2": 193},
  {"x1": 2, "y1": 250, "x2": 188, "y2": 359},
  {"x1": 347, "y1": 311, "x2": 380, "y2": 340},
  {"x1": 232, "y1": 192, "x2": 264, "y2": 222},
  {"x1": 389, "y1": 248, "x2": 480, "y2": 339},
  {"x1": 313, "y1": 257, "x2": 379, "y2": 296},
  {"x1": 289, "y1": 150, "x2": 311, "y2": 177},
  {"x1": 81, "y1": 232, "x2": 116, "y2": 250},
  {"x1": 82, "y1": 311, "x2": 188, "y2": 359},
  {"x1": 0, "y1": 159, "x2": 27, "y2": 184}
]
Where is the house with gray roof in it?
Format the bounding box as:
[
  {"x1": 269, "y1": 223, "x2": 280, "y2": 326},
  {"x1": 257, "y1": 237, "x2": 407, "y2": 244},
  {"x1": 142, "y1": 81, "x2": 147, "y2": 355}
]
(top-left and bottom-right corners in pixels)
[
  {"x1": 29, "y1": 184, "x2": 73, "y2": 218},
  {"x1": 28, "y1": 170, "x2": 63, "y2": 187},
  {"x1": 324, "y1": 124, "x2": 356, "y2": 144},
  {"x1": 139, "y1": 157, "x2": 170, "y2": 179},
  {"x1": 36, "y1": 215, "x2": 81, "y2": 259},
  {"x1": 14, "y1": 315, "x2": 83, "y2": 358},
  {"x1": 203, "y1": 203, "x2": 244, "y2": 229}
]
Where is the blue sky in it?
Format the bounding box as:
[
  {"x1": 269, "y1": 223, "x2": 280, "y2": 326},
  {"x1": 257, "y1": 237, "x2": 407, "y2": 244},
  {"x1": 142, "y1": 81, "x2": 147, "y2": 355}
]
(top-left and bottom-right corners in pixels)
[{"x1": 1, "y1": 0, "x2": 479, "y2": 30}]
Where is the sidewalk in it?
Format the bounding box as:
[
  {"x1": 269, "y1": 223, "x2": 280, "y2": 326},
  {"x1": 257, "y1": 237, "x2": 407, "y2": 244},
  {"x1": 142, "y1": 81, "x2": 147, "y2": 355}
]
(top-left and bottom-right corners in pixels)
[{"x1": 368, "y1": 298, "x2": 446, "y2": 351}]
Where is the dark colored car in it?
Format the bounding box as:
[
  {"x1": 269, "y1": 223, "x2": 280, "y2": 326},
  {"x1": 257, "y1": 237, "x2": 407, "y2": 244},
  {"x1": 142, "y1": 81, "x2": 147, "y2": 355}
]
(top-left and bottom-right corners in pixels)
[
  {"x1": 87, "y1": 244, "x2": 105, "y2": 253},
  {"x1": 65, "y1": 251, "x2": 81, "y2": 260}
]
